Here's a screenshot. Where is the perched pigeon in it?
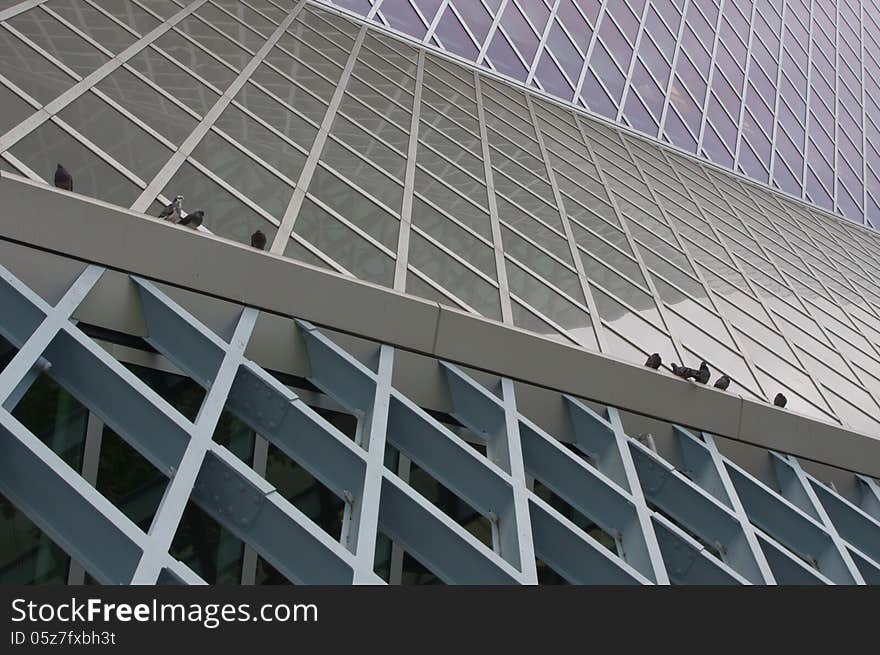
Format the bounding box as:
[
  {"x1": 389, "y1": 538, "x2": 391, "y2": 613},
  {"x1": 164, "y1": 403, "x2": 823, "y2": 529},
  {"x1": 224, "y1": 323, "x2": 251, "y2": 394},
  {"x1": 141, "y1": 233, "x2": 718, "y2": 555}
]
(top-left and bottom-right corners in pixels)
[
  {"x1": 714, "y1": 374, "x2": 731, "y2": 390},
  {"x1": 695, "y1": 361, "x2": 710, "y2": 384},
  {"x1": 178, "y1": 210, "x2": 204, "y2": 229},
  {"x1": 645, "y1": 353, "x2": 662, "y2": 369},
  {"x1": 672, "y1": 363, "x2": 708, "y2": 383},
  {"x1": 54, "y1": 163, "x2": 73, "y2": 191},
  {"x1": 773, "y1": 393, "x2": 787, "y2": 408},
  {"x1": 158, "y1": 195, "x2": 184, "y2": 221},
  {"x1": 251, "y1": 229, "x2": 267, "y2": 250},
  {"x1": 671, "y1": 363, "x2": 691, "y2": 378}
]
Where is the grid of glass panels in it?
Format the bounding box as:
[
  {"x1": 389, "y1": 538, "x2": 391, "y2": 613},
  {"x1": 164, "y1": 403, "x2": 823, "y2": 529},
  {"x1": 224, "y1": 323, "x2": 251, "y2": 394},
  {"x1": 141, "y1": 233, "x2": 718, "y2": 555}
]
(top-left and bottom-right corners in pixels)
[
  {"x1": 5, "y1": 0, "x2": 880, "y2": 436},
  {"x1": 319, "y1": 0, "x2": 880, "y2": 231}
]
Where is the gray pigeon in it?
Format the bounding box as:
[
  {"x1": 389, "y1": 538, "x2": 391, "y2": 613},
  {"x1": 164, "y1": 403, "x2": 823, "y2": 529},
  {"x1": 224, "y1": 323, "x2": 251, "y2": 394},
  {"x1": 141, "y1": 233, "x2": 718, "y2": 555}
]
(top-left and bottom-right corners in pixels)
[
  {"x1": 671, "y1": 363, "x2": 692, "y2": 378},
  {"x1": 178, "y1": 210, "x2": 204, "y2": 229},
  {"x1": 54, "y1": 163, "x2": 73, "y2": 191},
  {"x1": 251, "y1": 229, "x2": 267, "y2": 250},
  {"x1": 773, "y1": 393, "x2": 787, "y2": 408},
  {"x1": 158, "y1": 195, "x2": 184, "y2": 221},
  {"x1": 696, "y1": 361, "x2": 710, "y2": 384},
  {"x1": 645, "y1": 353, "x2": 662, "y2": 369},
  {"x1": 714, "y1": 374, "x2": 731, "y2": 390}
]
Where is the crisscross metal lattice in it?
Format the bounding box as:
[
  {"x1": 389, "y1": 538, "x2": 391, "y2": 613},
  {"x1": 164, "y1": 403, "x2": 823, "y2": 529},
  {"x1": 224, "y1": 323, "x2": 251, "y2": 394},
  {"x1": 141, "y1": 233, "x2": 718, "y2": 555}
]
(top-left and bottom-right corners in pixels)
[{"x1": 0, "y1": 258, "x2": 878, "y2": 585}]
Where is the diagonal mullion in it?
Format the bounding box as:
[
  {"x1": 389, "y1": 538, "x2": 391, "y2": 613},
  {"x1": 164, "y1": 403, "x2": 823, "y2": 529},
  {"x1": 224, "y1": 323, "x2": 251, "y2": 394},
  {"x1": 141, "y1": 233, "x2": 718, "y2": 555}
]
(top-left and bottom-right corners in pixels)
[
  {"x1": 131, "y1": 0, "x2": 309, "y2": 214},
  {"x1": 269, "y1": 21, "x2": 368, "y2": 251},
  {"x1": 130, "y1": 307, "x2": 258, "y2": 583},
  {"x1": 675, "y1": 427, "x2": 776, "y2": 583},
  {"x1": 441, "y1": 362, "x2": 536, "y2": 578},
  {"x1": 770, "y1": 452, "x2": 865, "y2": 583},
  {"x1": 565, "y1": 396, "x2": 669, "y2": 583},
  {"x1": 0, "y1": 264, "x2": 103, "y2": 407},
  {"x1": 0, "y1": 0, "x2": 212, "y2": 153}
]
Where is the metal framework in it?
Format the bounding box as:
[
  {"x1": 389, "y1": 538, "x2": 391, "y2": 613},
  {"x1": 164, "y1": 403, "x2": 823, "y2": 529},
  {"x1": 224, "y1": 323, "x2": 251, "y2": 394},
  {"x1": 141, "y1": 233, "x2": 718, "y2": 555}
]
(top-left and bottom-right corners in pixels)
[
  {"x1": 0, "y1": 245, "x2": 879, "y2": 584},
  {"x1": 0, "y1": 0, "x2": 879, "y2": 585}
]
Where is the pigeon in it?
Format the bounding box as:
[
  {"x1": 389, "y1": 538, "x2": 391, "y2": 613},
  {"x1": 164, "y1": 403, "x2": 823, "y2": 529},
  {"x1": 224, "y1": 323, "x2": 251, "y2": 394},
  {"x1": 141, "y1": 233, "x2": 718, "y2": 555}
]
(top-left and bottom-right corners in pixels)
[
  {"x1": 672, "y1": 363, "x2": 708, "y2": 383},
  {"x1": 251, "y1": 229, "x2": 267, "y2": 250},
  {"x1": 54, "y1": 163, "x2": 73, "y2": 191},
  {"x1": 695, "y1": 361, "x2": 710, "y2": 384},
  {"x1": 645, "y1": 353, "x2": 662, "y2": 369},
  {"x1": 158, "y1": 195, "x2": 184, "y2": 221},
  {"x1": 773, "y1": 393, "x2": 787, "y2": 408},
  {"x1": 671, "y1": 363, "x2": 692, "y2": 378},
  {"x1": 178, "y1": 210, "x2": 204, "y2": 229},
  {"x1": 714, "y1": 374, "x2": 731, "y2": 390}
]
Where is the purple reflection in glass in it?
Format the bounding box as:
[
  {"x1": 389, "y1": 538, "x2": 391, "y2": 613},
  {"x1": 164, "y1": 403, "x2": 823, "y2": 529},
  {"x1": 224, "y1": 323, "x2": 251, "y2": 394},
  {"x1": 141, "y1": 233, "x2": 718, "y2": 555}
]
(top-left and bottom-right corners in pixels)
[
  {"x1": 581, "y1": 68, "x2": 618, "y2": 118},
  {"x1": 433, "y1": 6, "x2": 479, "y2": 60},
  {"x1": 332, "y1": 0, "x2": 373, "y2": 13},
  {"x1": 379, "y1": 0, "x2": 428, "y2": 39},
  {"x1": 413, "y1": 0, "x2": 444, "y2": 22},
  {"x1": 545, "y1": 20, "x2": 585, "y2": 83},
  {"x1": 500, "y1": 2, "x2": 540, "y2": 63},
  {"x1": 701, "y1": 120, "x2": 734, "y2": 168},
  {"x1": 455, "y1": 1, "x2": 493, "y2": 42},
  {"x1": 486, "y1": 29, "x2": 528, "y2": 81},
  {"x1": 663, "y1": 103, "x2": 698, "y2": 152},
  {"x1": 534, "y1": 52, "x2": 573, "y2": 99}
]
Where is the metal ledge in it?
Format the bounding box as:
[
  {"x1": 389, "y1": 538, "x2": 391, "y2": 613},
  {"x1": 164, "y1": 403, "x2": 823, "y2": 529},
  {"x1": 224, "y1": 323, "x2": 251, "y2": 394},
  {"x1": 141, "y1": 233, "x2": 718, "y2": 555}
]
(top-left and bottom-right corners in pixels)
[{"x1": 1, "y1": 171, "x2": 879, "y2": 476}]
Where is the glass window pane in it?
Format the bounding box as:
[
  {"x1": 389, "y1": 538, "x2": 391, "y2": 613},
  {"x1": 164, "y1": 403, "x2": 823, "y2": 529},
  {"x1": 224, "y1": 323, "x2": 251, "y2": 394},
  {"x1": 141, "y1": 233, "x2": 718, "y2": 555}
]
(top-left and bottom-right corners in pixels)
[
  {"x1": 12, "y1": 372, "x2": 88, "y2": 471},
  {"x1": 175, "y1": 16, "x2": 251, "y2": 71},
  {"x1": 213, "y1": 0, "x2": 283, "y2": 29},
  {"x1": 289, "y1": 196, "x2": 396, "y2": 286},
  {"x1": 0, "y1": 493, "x2": 70, "y2": 584},
  {"x1": 319, "y1": 137, "x2": 403, "y2": 213},
  {"x1": 57, "y1": 90, "x2": 173, "y2": 182},
  {"x1": 88, "y1": 0, "x2": 162, "y2": 36},
  {"x1": 94, "y1": 425, "x2": 167, "y2": 532},
  {"x1": 170, "y1": 501, "x2": 245, "y2": 584},
  {"x1": 0, "y1": 28, "x2": 74, "y2": 104},
  {"x1": 45, "y1": 0, "x2": 138, "y2": 53},
  {"x1": 95, "y1": 67, "x2": 198, "y2": 145},
  {"x1": 408, "y1": 232, "x2": 502, "y2": 320},
  {"x1": 213, "y1": 103, "x2": 309, "y2": 182},
  {"x1": 249, "y1": 64, "x2": 329, "y2": 125},
  {"x1": 195, "y1": 4, "x2": 266, "y2": 52},
  {"x1": 0, "y1": 84, "x2": 34, "y2": 135},
  {"x1": 7, "y1": 9, "x2": 110, "y2": 78},
  {"x1": 125, "y1": 46, "x2": 220, "y2": 118},
  {"x1": 10, "y1": 120, "x2": 141, "y2": 207},
  {"x1": 308, "y1": 164, "x2": 400, "y2": 249},
  {"x1": 191, "y1": 129, "x2": 294, "y2": 219},
  {"x1": 412, "y1": 196, "x2": 497, "y2": 278},
  {"x1": 153, "y1": 29, "x2": 238, "y2": 91},
  {"x1": 159, "y1": 161, "x2": 278, "y2": 245},
  {"x1": 233, "y1": 81, "x2": 318, "y2": 149}
]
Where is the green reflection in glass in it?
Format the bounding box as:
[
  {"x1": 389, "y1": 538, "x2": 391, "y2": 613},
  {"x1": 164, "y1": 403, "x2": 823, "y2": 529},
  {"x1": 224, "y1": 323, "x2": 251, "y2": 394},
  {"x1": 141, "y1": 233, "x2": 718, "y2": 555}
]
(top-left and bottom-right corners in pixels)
[
  {"x1": 170, "y1": 502, "x2": 245, "y2": 585},
  {"x1": 94, "y1": 426, "x2": 167, "y2": 531},
  {"x1": 255, "y1": 556, "x2": 292, "y2": 585},
  {"x1": 265, "y1": 443, "x2": 345, "y2": 540},
  {"x1": 122, "y1": 362, "x2": 205, "y2": 423},
  {"x1": 12, "y1": 372, "x2": 88, "y2": 470},
  {"x1": 213, "y1": 409, "x2": 255, "y2": 464},
  {"x1": 0, "y1": 370, "x2": 90, "y2": 585},
  {"x1": 0, "y1": 493, "x2": 70, "y2": 585}
]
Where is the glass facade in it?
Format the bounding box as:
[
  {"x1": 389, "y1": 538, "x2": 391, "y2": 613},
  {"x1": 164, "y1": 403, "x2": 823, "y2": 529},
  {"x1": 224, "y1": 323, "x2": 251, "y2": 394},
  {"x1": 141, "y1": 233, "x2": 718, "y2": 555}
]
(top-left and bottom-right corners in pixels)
[
  {"x1": 320, "y1": 0, "x2": 880, "y2": 230},
  {"x1": 3, "y1": 0, "x2": 880, "y2": 434},
  {"x1": 1, "y1": 0, "x2": 880, "y2": 585}
]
